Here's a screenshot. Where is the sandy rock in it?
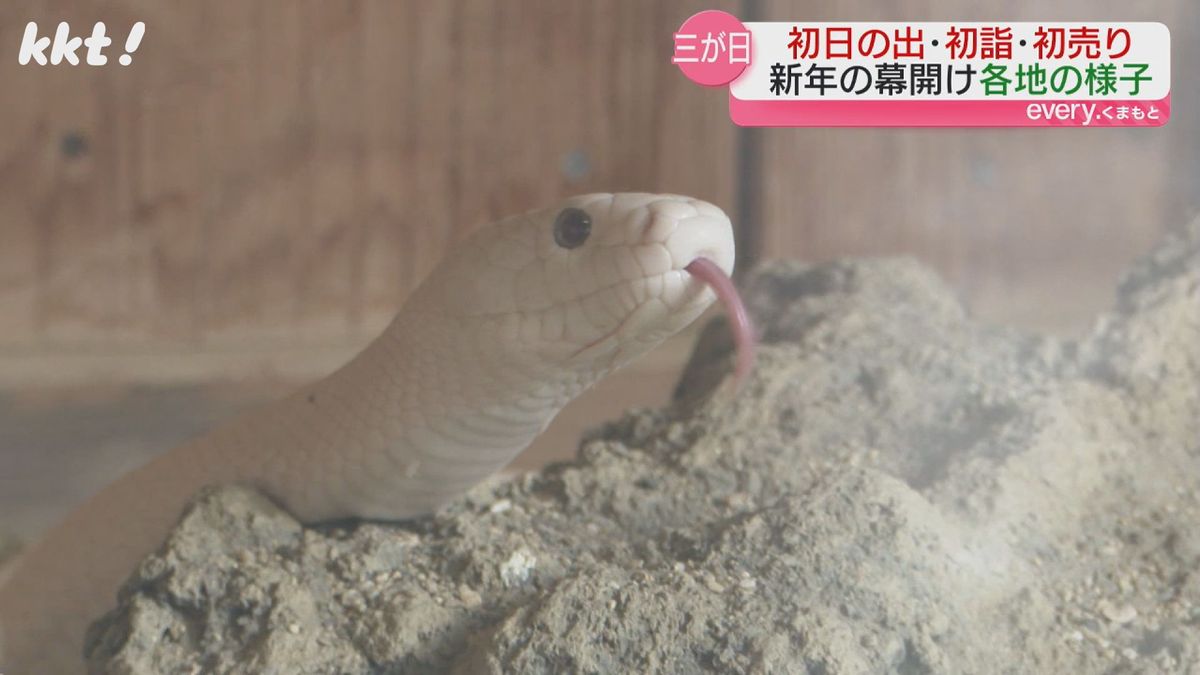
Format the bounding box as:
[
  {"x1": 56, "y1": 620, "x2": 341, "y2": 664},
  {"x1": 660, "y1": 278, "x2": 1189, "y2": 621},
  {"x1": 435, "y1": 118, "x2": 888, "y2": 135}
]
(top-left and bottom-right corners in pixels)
[{"x1": 87, "y1": 225, "x2": 1200, "y2": 674}]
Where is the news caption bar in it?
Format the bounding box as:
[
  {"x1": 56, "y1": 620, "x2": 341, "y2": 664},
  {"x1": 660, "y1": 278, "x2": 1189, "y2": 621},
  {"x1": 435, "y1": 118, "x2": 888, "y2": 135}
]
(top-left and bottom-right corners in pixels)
[{"x1": 672, "y1": 13, "x2": 1171, "y2": 127}]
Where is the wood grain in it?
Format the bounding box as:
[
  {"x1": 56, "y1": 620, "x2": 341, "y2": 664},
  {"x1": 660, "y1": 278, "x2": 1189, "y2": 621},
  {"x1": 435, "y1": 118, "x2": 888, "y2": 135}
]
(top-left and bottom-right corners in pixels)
[
  {"x1": 2, "y1": 0, "x2": 1192, "y2": 363},
  {"x1": 0, "y1": 0, "x2": 737, "y2": 352}
]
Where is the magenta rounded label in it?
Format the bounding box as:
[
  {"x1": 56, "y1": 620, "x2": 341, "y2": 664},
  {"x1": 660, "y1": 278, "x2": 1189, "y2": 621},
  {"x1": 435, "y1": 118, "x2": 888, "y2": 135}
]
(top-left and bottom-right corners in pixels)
[{"x1": 671, "y1": 10, "x2": 752, "y2": 87}]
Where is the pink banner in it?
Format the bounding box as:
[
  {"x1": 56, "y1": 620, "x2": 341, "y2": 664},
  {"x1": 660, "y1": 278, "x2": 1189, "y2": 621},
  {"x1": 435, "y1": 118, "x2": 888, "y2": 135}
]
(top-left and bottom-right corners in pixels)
[{"x1": 730, "y1": 94, "x2": 1170, "y2": 127}]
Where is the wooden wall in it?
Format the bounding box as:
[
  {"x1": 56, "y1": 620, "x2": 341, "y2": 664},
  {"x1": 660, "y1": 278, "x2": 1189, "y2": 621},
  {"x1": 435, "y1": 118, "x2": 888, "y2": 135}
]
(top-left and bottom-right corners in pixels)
[
  {"x1": 0, "y1": 0, "x2": 736, "y2": 369},
  {"x1": 0, "y1": 0, "x2": 1194, "y2": 383}
]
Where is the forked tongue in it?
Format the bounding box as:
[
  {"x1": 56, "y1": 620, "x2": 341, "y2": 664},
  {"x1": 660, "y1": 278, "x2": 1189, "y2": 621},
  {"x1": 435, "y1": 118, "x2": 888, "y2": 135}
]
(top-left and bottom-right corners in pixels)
[{"x1": 684, "y1": 257, "x2": 757, "y2": 389}]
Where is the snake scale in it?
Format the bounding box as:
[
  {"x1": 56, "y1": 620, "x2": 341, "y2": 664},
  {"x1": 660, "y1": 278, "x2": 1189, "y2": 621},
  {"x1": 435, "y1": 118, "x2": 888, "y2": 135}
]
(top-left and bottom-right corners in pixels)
[{"x1": 0, "y1": 192, "x2": 754, "y2": 673}]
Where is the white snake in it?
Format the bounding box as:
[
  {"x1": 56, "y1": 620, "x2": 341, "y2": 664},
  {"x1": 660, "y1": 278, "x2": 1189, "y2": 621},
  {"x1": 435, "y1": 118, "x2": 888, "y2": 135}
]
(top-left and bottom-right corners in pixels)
[{"x1": 0, "y1": 192, "x2": 755, "y2": 674}]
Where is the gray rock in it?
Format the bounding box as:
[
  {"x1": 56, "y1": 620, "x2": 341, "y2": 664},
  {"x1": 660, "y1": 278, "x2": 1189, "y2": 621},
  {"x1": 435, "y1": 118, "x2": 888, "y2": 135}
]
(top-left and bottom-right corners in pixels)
[{"x1": 87, "y1": 225, "x2": 1200, "y2": 674}]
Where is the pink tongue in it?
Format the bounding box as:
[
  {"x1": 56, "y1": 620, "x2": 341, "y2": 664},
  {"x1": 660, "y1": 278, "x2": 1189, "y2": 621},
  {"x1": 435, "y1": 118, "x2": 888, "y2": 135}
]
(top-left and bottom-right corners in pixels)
[{"x1": 684, "y1": 257, "x2": 757, "y2": 388}]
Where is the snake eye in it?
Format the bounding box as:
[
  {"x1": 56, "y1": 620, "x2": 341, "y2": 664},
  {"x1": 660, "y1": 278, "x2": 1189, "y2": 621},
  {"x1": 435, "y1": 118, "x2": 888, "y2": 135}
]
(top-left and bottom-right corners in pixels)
[{"x1": 553, "y1": 207, "x2": 592, "y2": 249}]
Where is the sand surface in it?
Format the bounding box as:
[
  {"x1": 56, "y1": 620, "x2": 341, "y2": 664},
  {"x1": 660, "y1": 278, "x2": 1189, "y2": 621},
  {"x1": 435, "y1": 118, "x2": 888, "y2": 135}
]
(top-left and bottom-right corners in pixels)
[{"x1": 87, "y1": 221, "x2": 1199, "y2": 674}]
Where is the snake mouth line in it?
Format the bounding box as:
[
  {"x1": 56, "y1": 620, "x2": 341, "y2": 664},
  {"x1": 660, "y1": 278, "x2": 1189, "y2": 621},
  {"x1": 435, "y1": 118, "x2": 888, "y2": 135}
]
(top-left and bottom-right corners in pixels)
[
  {"x1": 567, "y1": 262, "x2": 700, "y2": 360},
  {"x1": 568, "y1": 275, "x2": 668, "y2": 359},
  {"x1": 569, "y1": 258, "x2": 757, "y2": 392}
]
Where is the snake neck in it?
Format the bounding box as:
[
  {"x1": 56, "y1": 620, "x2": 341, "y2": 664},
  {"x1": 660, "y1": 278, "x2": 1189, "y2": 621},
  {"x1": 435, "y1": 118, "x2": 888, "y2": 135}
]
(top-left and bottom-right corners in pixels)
[{"x1": 256, "y1": 303, "x2": 594, "y2": 523}]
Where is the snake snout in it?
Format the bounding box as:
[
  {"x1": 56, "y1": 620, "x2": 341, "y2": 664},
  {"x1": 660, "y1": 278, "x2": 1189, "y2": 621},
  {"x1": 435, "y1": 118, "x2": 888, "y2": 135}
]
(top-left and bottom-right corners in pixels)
[
  {"x1": 660, "y1": 213, "x2": 735, "y2": 278},
  {"x1": 632, "y1": 197, "x2": 734, "y2": 275}
]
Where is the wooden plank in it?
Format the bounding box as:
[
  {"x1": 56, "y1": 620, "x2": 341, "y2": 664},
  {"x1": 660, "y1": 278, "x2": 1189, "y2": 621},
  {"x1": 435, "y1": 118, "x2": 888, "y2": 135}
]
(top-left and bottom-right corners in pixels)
[
  {"x1": 128, "y1": 87, "x2": 204, "y2": 341},
  {"x1": 358, "y1": 0, "x2": 740, "y2": 334},
  {"x1": 20, "y1": 3, "x2": 141, "y2": 343},
  {"x1": 751, "y1": 1, "x2": 1192, "y2": 331},
  {"x1": 0, "y1": 0, "x2": 737, "y2": 354},
  {"x1": 196, "y1": 2, "x2": 307, "y2": 343},
  {"x1": 292, "y1": 2, "x2": 369, "y2": 338},
  {"x1": 0, "y1": 14, "x2": 43, "y2": 343}
]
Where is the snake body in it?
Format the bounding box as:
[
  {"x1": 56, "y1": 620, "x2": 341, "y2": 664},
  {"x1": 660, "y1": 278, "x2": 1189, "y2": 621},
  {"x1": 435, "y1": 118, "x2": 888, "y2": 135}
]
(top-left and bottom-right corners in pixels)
[{"x1": 0, "y1": 193, "x2": 743, "y2": 673}]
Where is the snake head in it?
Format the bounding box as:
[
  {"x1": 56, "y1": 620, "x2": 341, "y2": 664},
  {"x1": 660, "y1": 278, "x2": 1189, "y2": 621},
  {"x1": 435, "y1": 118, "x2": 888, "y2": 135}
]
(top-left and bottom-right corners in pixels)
[{"x1": 407, "y1": 193, "x2": 735, "y2": 385}]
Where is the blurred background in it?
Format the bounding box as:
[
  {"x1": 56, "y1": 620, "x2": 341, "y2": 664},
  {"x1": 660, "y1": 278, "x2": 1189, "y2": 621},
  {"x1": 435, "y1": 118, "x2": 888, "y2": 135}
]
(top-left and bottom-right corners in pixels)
[{"x1": 0, "y1": 1, "x2": 1195, "y2": 544}]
